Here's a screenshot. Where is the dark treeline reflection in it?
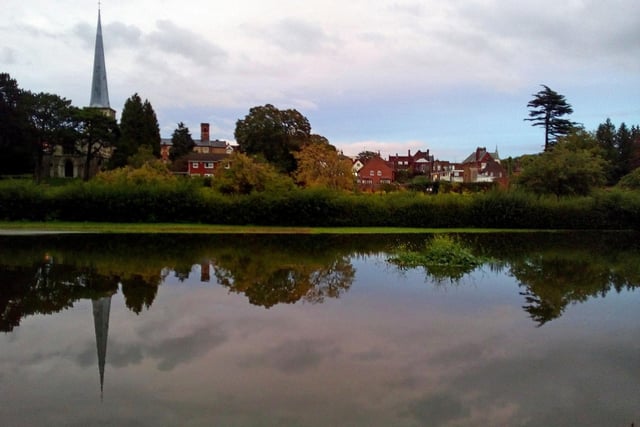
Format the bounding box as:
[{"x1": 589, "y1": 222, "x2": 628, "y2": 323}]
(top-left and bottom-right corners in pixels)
[
  {"x1": 1, "y1": 232, "x2": 639, "y2": 329},
  {"x1": 0, "y1": 234, "x2": 400, "y2": 330},
  {"x1": 460, "y1": 231, "x2": 640, "y2": 325}
]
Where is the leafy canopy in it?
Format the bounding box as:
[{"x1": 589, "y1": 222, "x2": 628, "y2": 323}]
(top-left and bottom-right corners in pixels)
[
  {"x1": 212, "y1": 152, "x2": 295, "y2": 194},
  {"x1": 294, "y1": 139, "x2": 354, "y2": 191},
  {"x1": 234, "y1": 104, "x2": 311, "y2": 173},
  {"x1": 517, "y1": 129, "x2": 607, "y2": 196}
]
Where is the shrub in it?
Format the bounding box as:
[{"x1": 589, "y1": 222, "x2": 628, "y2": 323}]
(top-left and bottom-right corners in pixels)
[{"x1": 617, "y1": 168, "x2": 640, "y2": 190}]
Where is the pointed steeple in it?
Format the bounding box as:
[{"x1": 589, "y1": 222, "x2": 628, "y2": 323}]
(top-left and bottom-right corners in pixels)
[
  {"x1": 90, "y1": 8, "x2": 111, "y2": 110},
  {"x1": 92, "y1": 296, "x2": 111, "y2": 400}
]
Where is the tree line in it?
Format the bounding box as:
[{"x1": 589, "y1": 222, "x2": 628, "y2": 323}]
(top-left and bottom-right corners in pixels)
[
  {"x1": 2, "y1": 72, "x2": 640, "y2": 197},
  {"x1": 0, "y1": 72, "x2": 163, "y2": 181},
  {"x1": 521, "y1": 85, "x2": 640, "y2": 195}
]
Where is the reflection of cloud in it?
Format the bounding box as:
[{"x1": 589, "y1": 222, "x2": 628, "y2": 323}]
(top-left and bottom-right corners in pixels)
[
  {"x1": 147, "y1": 324, "x2": 226, "y2": 371},
  {"x1": 241, "y1": 338, "x2": 337, "y2": 374},
  {"x1": 406, "y1": 393, "x2": 469, "y2": 426}
]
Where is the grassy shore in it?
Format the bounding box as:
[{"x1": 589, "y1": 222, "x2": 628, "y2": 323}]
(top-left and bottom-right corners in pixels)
[{"x1": 0, "y1": 221, "x2": 549, "y2": 235}]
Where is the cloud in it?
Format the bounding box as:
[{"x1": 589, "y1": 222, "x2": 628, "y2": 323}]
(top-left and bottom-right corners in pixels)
[
  {"x1": 1, "y1": 47, "x2": 16, "y2": 65},
  {"x1": 146, "y1": 20, "x2": 227, "y2": 67},
  {"x1": 267, "y1": 18, "x2": 338, "y2": 54}
]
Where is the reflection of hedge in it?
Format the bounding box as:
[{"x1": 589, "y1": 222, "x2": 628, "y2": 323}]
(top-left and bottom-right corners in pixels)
[{"x1": 1, "y1": 180, "x2": 639, "y2": 229}]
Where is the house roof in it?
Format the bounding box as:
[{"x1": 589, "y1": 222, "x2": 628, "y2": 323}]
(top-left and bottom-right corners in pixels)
[
  {"x1": 184, "y1": 153, "x2": 228, "y2": 162},
  {"x1": 462, "y1": 147, "x2": 500, "y2": 164},
  {"x1": 196, "y1": 139, "x2": 228, "y2": 148}
]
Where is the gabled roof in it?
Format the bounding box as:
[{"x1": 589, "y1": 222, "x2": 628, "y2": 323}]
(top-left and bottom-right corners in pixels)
[
  {"x1": 196, "y1": 139, "x2": 228, "y2": 148},
  {"x1": 184, "y1": 153, "x2": 228, "y2": 162},
  {"x1": 462, "y1": 147, "x2": 500, "y2": 164}
]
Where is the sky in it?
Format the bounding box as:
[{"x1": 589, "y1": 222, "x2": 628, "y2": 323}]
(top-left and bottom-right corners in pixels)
[{"x1": 2, "y1": 0, "x2": 639, "y2": 161}]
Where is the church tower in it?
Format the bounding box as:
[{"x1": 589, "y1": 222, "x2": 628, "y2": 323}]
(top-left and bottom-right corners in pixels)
[{"x1": 89, "y1": 7, "x2": 115, "y2": 119}]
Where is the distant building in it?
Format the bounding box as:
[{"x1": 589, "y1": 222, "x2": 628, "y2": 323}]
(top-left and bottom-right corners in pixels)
[
  {"x1": 356, "y1": 156, "x2": 395, "y2": 190},
  {"x1": 185, "y1": 152, "x2": 230, "y2": 177},
  {"x1": 461, "y1": 146, "x2": 506, "y2": 184},
  {"x1": 161, "y1": 123, "x2": 234, "y2": 163},
  {"x1": 388, "y1": 149, "x2": 434, "y2": 175}
]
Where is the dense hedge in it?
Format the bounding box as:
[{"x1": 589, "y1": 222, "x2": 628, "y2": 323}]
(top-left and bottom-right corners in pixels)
[{"x1": 1, "y1": 180, "x2": 639, "y2": 229}]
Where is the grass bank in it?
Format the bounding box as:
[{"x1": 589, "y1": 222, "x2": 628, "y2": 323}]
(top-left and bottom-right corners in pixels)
[{"x1": 0, "y1": 221, "x2": 550, "y2": 235}]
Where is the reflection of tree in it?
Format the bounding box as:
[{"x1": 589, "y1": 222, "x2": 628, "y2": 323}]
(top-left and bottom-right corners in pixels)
[
  {"x1": 0, "y1": 255, "x2": 160, "y2": 331},
  {"x1": 121, "y1": 274, "x2": 160, "y2": 314},
  {"x1": 213, "y1": 252, "x2": 355, "y2": 308},
  {"x1": 423, "y1": 264, "x2": 478, "y2": 284},
  {"x1": 509, "y1": 251, "x2": 639, "y2": 326},
  {"x1": 3, "y1": 232, "x2": 638, "y2": 326}
]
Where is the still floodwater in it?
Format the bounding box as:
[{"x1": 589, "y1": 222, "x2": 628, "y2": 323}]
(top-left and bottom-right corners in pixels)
[{"x1": 0, "y1": 232, "x2": 638, "y2": 426}]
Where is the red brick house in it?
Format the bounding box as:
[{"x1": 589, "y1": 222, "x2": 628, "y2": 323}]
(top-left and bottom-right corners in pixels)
[
  {"x1": 185, "y1": 153, "x2": 229, "y2": 177},
  {"x1": 160, "y1": 123, "x2": 234, "y2": 163},
  {"x1": 356, "y1": 156, "x2": 395, "y2": 190},
  {"x1": 388, "y1": 149, "x2": 434, "y2": 175},
  {"x1": 462, "y1": 147, "x2": 506, "y2": 183}
]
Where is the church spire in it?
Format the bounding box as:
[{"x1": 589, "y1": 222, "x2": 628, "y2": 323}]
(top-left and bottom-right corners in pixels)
[
  {"x1": 90, "y1": 8, "x2": 110, "y2": 109},
  {"x1": 92, "y1": 296, "x2": 112, "y2": 400}
]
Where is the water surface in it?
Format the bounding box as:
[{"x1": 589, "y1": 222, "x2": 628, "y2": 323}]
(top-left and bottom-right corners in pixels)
[{"x1": 0, "y1": 233, "x2": 638, "y2": 426}]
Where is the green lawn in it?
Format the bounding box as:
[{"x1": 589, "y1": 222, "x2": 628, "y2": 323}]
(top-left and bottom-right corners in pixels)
[{"x1": 0, "y1": 221, "x2": 544, "y2": 234}]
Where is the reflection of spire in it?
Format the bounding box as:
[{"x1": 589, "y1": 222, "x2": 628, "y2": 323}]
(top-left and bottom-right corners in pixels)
[
  {"x1": 90, "y1": 8, "x2": 110, "y2": 109},
  {"x1": 92, "y1": 296, "x2": 111, "y2": 400}
]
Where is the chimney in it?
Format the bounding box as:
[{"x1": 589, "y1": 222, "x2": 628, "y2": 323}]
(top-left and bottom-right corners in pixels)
[{"x1": 200, "y1": 123, "x2": 210, "y2": 142}]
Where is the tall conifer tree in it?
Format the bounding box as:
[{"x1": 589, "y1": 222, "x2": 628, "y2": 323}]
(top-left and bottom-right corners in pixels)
[{"x1": 525, "y1": 85, "x2": 576, "y2": 152}]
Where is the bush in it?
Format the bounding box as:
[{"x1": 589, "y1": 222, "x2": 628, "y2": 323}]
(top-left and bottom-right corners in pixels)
[
  {"x1": 617, "y1": 168, "x2": 640, "y2": 190},
  {"x1": 1, "y1": 180, "x2": 639, "y2": 229}
]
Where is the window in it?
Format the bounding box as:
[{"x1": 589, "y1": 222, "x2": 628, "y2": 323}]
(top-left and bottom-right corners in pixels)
[
  {"x1": 205, "y1": 162, "x2": 214, "y2": 169},
  {"x1": 369, "y1": 170, "x2": 374, "y2": 176},
  {"x1": 192, "y1": 162, "x2": 199, "y2": 168},
  {"x1": 377, "y1": 170, "x2": 382, "y2": 176}
]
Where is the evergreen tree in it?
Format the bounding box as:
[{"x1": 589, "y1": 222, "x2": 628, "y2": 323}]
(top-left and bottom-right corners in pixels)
[
  {"x1": 596, "y1": 118, "x2": 618, "y2": 184},
  {"x1": 0, "y1": 73, "x2": 32, "y2": 174},
  {"x1": 525, "y1": 85, "x2": 576, "y2": 152},
  {"x1": 169, "y1": 122, "x2": 195, "y2": 161},
  {"x1": 616, "y1": 122, "x2": 633, "y2": 178},
  {"x1": 111, "y1": 93, "x2": 160, "y2": 167},
  {"x1": 630, "y1": 126, "x2": 640, "y2": 171},
  {"x1": 142, "y1": 99, "x2": 161, "y2": 157}
]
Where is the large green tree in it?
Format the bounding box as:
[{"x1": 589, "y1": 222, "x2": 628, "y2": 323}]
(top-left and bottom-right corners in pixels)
[
  {"x1": 169, "y1": 122, "x2": 195, "y2": 161},
  {"x1": 596, "y1": 119, "x2": 640, "y2": 183},
  {"x1": 294, "y1": 139, "x2": 354, "y2": 191},
  {"x1": 517, "y1": 130, "x2": 606, "y2": 196},
  {"x1": 234, "y1": 104, "x2": 312, "y2": 173},
  {"x1": 22, "y1": 92, "x2": 76, "y2": 182},
  {"x1": 0, "y1": 73, "x2": 32, "y2": 174},
  {"x1": 73, "y1": 108, "x2": 119, "y2": 181},
  {"x1": 212, "y1": 152, "x2": 295, "y2": 194},
  {"x1": 525, "y1": 85, "x2": 576, "y2": 152},
  {"x1": 111, "y1": 93, "x2": 160, "y2": 167}
]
